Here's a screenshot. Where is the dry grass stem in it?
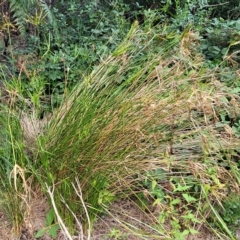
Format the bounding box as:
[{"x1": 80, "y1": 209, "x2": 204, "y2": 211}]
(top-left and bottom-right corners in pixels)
[{"x1": 46, "y1": 183, "x2": 73, "y2": 240}]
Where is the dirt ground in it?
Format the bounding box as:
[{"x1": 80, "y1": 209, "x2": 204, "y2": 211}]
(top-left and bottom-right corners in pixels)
[{"x1": 0, "y1": 193, "x2": 232, "y2": 240}]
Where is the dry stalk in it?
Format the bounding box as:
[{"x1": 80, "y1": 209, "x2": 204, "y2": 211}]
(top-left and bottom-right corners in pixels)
[
  {"x1": 72, "y1": 177, "x2": 91, "y2": 240},
  {"x1": 46, "y1": 183, "x2": 73, "y2": 240},
  {"x1": 9, "y1": 164, "x2": 31, "y2": 234},
  {"x1": 60, "y1": 196, "x2": 84, "y2": 240}
]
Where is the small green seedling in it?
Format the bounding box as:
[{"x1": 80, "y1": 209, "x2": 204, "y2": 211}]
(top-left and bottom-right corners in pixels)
[{"x1": 35, "y1": 208, "x2": 60, "y2": 239}]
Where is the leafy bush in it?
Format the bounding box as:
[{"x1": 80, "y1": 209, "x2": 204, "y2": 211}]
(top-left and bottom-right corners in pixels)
[
  {"x1": 211, "y1": 193, "x2": 240, "y2": 235},
  {"x1": 209, "y1": 0, "x2": 240, "y2": 19},
  {"x1": 200, "y1": 18, "x2": 240, "y2": 64},
  {"x1": 10, "y1": 1, "x2": 131, "y2": 108}
]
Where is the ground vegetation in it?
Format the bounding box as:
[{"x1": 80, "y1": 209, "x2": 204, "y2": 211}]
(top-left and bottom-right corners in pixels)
[{"x1": 0, "y1": 1, "x2": 240, "y2": 239}]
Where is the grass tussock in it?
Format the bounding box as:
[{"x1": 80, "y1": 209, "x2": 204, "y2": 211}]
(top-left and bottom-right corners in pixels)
[
  {"x1": 0, "y1": 23, "x2": 240, "y2": 239},
  {"x1": 34, "y1": 24, "x2": 240, "y2": 238}
]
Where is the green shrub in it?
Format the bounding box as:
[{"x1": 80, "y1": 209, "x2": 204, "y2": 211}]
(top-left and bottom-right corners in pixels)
[{"x1": 200, "y1": 18, "x2": 240, "y2": 64}]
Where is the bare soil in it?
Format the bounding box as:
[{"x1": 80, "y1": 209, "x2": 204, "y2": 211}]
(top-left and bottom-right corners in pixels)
[{"x1": 0, "y1": 194, "x2": 226, "y2": 240}]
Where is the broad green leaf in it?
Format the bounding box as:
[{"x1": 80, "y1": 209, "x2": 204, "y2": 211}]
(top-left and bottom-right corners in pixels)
[
  {"x1": 182, "y1": 193, "x2": 196, "y2": 203},
  {"x1": 182, "y1": 229, "x2": 189, "y2": 236},
  {"x1": 46, "y1": 208, "x2": 55, "y2": 226},
  {"x1": 35, "y1": 229, "x2": 46, "y2": 238},
  {"x1": 189, "y1": 228, "x2": 199, "y2": 234},
  {"x1": 173, "y1": 183, "x2": 192, "y2": 192},
  {"x1": 181, "y1": 212, "x2": 201, "y2": 223},
  {"x1": 231, "y1": 87, "x2": 240, "y2": 94},
  {"x1": 49, "y1": 224, "x2": 60, "y2": 238},
  {"x1": 98, "y1": 190, "x2": 115, "y2": 205},
  {"x1": 170, "y1": 198, "x2": 181, "y2": 205}
]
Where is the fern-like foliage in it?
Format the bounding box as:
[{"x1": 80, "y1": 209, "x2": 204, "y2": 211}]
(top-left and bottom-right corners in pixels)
[
  {"x1": 9, "y1": 0, "x2": 58, "y2": 36},
  {"x1": 39, "y1": 0, "x2": 59, "y2": 41},
  {"x1": 9, "y1": 0, "x2": 37, "y2": 34}
]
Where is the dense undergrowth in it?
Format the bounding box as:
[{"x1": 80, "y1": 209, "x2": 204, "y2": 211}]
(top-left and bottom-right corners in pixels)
[{"x1": 1, "y1": 1, "x2": 240, "y2": 239}]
